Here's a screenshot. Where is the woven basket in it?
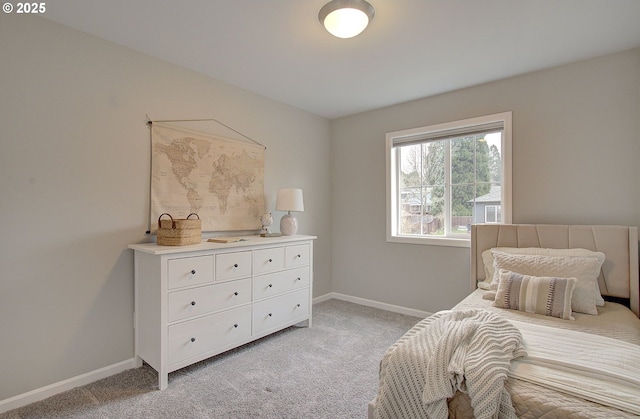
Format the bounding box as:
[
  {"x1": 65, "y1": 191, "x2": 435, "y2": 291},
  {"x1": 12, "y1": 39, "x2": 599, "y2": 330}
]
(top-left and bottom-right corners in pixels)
[{"x1": 157, "y1": 213, "x2": 202, "y2": 246}]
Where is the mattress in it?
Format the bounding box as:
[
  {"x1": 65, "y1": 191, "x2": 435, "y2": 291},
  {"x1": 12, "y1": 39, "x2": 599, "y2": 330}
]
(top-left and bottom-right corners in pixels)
[{"x1": 370, "y1": 289, "x2": 640, "y2": 419}]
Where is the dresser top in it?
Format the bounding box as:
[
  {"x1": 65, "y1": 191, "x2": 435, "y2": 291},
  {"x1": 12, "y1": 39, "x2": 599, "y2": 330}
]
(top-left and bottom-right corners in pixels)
[{"x1": 129, "y1": 234, "x2": 316, "y2": 255}]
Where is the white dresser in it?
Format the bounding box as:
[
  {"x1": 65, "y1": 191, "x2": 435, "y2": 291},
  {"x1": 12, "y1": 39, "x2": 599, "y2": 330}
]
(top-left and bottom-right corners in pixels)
[{"x1": 129, "y1": 235, "x2": 316, "y2": 389}]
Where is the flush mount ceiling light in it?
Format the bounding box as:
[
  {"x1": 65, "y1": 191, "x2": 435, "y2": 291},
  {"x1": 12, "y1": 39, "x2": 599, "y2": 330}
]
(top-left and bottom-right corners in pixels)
[{"x1": 318, "y1": 0, "x2": 375, "y2": 39}]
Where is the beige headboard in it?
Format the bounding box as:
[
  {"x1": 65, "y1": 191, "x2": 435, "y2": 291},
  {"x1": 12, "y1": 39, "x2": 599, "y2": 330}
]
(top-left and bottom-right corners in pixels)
[{"x1": 471, "y1": 224, "x2": 639, "y2": 317}]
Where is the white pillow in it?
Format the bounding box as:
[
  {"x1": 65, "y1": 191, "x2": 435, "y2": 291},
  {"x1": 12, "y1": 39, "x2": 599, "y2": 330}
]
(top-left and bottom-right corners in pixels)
[
  {"x1": 490, "y1": 251, "x2": 601, "y2": 315},
  {"x1": 483, "y1": 247, "x2": 606, "y2": 306}
]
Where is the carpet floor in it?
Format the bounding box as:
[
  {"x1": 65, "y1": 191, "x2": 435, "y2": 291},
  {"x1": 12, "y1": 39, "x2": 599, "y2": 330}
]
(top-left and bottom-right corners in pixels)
[{"x1": 1, "y1": 299, "x2": 421, "y2": 419}]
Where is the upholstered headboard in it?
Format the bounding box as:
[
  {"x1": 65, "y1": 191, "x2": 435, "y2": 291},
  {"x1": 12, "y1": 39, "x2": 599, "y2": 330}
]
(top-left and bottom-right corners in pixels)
[{"x1": 471, "y1": 224, "x2": 639, "y2": 317}]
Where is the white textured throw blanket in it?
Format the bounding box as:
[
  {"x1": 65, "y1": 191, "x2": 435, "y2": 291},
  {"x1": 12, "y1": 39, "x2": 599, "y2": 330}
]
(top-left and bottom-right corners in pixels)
[
  {"x1": 375, "y1": 309, "x2": 526, "y2": 419},
  {"x1": 509, "y1": 320, "x2": 640, "y2": 415}
]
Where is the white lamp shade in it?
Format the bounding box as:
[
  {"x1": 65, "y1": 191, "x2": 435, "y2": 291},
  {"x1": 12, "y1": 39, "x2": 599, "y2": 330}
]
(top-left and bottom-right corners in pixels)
[{"x1": 275, "y1": 189, "x2": 304, "y2": 212}]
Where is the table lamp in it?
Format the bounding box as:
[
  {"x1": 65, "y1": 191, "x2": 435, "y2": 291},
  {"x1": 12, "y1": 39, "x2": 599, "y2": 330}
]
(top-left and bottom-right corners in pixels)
[{"x1": 275, "y1": 188, "x2": 304, "y2": 236}]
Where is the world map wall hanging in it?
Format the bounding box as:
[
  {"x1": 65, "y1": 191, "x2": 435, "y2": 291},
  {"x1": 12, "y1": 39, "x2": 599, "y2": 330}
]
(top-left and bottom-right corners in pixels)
[{"x1": 149, "y1": 122, "x2": 265, "y2": 232}]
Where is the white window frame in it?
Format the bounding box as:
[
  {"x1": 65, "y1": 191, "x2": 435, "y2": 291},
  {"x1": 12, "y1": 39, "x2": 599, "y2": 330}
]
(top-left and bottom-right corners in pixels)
[{"x1": 386, "y1": 112, "x2": 512, "y2": 248}]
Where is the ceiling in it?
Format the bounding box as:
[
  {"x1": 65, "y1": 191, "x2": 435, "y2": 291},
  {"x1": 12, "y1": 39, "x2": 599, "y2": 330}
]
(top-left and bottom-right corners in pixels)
[{"x1": 43, "y1": 0, "x2": 640, "y2": 119}]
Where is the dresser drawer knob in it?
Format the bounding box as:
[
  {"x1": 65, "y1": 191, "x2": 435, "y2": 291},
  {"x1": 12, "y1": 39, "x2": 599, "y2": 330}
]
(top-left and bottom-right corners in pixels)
[
  {"x1": 268, "y1": 313, "x2": 272, "y2": 317},
  {"x1": 233, "y1": 263, "x2": 238, "y2": 268},
  {"x1": 234, "y1": 323, "x2": 238, "y2": 328},
  {"x1": 191, "y1": 301, "x2": 196, "y2": 306},
  {"x1": 191, "y1": 269, "x2": 196, "y2": 275},
  {"x1": 268, "y1": 284, "x2": 273, "y2": 288},
  {"x1": 190, "y1": 337, "x2": 196, "y2": 343},
  {"x1": 296, "y1": 277, "x2": 301, "y2": 281},
  {"x1": 296, "y1": 254, "x2": 301, "y2": 258},
  {"x1": 234, "y1": 292, "x2": 239, "y2": 296},
  {"x1": 268, "y1": 258, "x2": 272, "y2": 263},
  {"x1": 296, "y1": 304, "x2": 301, "y2": 308}
]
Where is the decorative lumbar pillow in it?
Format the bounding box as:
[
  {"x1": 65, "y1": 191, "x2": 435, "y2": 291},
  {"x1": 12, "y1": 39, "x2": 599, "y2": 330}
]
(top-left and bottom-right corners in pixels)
[
  {"x1": 482, "y1": 247, "x2": 606, "y2": 306},
  {"x1": 490, "y1": 251, "x2": 600, "y2": 315},
  {"x1": 493, "y1": 269, "x2": 576, "y2": 320}
]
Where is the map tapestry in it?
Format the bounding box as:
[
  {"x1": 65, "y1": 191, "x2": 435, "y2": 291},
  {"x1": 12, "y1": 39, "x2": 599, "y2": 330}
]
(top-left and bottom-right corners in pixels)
[{"x1": 150, "y1": 122, "x2": 265, "y2": 232}]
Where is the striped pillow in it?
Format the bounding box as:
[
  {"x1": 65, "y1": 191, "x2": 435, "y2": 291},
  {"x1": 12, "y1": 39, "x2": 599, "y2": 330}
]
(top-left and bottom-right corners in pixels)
[{"x1": 493, "y1": 269, "x2": 577, "y2": 320}]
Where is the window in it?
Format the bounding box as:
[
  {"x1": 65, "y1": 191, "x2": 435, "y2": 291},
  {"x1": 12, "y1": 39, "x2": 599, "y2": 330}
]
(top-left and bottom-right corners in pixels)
[
  {"x1": 485, "y1": 205, "x2": 502, "y2": 223},
  {"x1": 386, "y1": 112, "x2": 512, "y2": 247}
]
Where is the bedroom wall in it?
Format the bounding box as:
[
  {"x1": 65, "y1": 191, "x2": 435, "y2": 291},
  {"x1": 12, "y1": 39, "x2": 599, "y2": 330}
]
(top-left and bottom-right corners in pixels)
[
  {"x1": 331, "y1": 48, "x2": 640, "y2": 313},
  {"x1": 0, "y1": 15, "x2": 331, "y2": 402}
]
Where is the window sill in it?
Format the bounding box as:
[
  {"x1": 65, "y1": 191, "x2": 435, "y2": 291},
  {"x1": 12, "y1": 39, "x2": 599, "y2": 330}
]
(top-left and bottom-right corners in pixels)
[{"x1": 387, "y1": 235, "x2": 471, "y2": 248}]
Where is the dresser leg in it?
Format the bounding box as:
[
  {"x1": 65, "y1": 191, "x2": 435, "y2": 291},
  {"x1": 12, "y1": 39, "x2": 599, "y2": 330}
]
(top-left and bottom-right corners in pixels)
[{"x1": 159, "y1": 372, "x2": 168, "y2": 390}]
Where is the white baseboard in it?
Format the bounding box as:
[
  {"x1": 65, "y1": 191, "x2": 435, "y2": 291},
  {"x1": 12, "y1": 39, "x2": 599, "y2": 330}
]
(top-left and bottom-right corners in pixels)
[
  {"x1": 313, "y1": 292, "x2": 431, "y2": 319},
  {"x1": 311, "y1": 292, "x2": 334, "y2": 304},
  {"x1": 0, "y1": 358, "x2": 137, "y2": 414}
]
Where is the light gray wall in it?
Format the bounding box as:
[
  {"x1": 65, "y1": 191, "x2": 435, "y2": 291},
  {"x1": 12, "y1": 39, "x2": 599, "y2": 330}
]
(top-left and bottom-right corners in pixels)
[
  {"x1": 0, "y1": 15, "x2": 331, "y2": 401},
  {"x1": 331, "y1": 48, "x2": 640, "y2": 313}
]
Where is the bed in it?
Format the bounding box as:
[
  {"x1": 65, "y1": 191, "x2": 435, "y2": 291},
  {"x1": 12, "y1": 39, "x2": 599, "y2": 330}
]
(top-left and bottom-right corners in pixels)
[{"x1": 369, "y1": 224, "x2": 640, "y2": 419}]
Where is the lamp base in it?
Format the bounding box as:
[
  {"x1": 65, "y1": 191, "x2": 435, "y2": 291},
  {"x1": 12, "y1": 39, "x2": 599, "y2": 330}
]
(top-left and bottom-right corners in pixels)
[{"x1": 280, "y1": 213, "x2": 298, "y2": 236}]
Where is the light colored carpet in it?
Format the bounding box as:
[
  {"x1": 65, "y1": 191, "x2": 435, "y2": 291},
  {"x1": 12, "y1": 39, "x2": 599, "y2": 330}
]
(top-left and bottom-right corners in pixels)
[{"x1": 2, "y1": 299, "x2": 421, "y2": 419}]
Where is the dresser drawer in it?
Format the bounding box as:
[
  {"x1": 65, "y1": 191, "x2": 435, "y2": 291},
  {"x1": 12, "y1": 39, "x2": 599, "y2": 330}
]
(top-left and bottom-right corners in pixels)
[
  {"x1": 253, "y1": 267, "x2": 310, "y2": 301},
  {"x1": 168, "y1": 255, "x2": 214, "y2": 290},
  {"x1": 252, "y1": 288, "x2": 310, "y2": 335},
  {"x1": 285, "y1": 244, "x2": 310, "y2": 268},
  {"x1": 168, "y1": 305, "x2": 251, "y2": 366},
  {"x1": 253, "y1": 247, "x2": 285, "y2": 274},
  {"x1": 168, "y1": 278, "x2": 251, "y2": 322},
  {"x1": 215, "y1": 251, "x2": 252, "y2": 282}
]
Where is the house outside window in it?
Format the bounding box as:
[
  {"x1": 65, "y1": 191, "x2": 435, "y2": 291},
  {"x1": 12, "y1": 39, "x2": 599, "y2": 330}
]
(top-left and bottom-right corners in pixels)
[
  {"x1": 473, "y1": 186, "x2": 503, "y2": 224},
  {"x1": 386, "y1": 112, "x2": 512, "y2": 247}
]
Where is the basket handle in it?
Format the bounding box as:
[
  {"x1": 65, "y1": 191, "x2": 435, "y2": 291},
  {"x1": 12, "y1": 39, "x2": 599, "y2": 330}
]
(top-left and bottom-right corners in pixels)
[
  {"x1": 187, "y1": 213, "x2": 200, "y2": 220},
  {"x1": 158, "y1": 213, "x2": 176, "y2": 230}
]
